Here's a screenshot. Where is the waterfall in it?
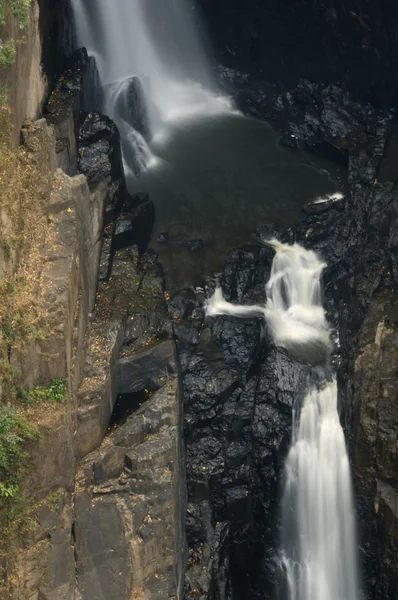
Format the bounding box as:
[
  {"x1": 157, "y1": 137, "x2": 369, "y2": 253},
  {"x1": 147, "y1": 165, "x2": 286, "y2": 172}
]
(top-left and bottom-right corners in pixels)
[
  {"x1": 71, "y1": 0, "x2": 232, "y2": 172},
  {"x1": 206, "y1": 239, "x2": 360, "y2": 599}
]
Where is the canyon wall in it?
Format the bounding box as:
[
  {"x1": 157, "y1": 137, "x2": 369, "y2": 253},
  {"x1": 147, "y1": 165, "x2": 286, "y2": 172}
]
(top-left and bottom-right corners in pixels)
[{"x1": 199, "y1": 0, "x2": 398, "y2": 103}]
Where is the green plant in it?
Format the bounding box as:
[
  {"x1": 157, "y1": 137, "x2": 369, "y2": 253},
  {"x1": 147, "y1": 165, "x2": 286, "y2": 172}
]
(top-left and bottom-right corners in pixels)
[
  {"x1": 0, "y1": 84, "x2": 7, "y2": 105},
  {"x1": 0, "y1": 404, "x2": 37, "y2": 500},
  {"x1": 0, "y1": 39, "x2": 16, "y2": 66},
  {"x1": 0, "y1": 0, "x2": 31, "y2": 28},
  {"x1": 20, "y1": 378, "x2": 68, "y2": 405}
]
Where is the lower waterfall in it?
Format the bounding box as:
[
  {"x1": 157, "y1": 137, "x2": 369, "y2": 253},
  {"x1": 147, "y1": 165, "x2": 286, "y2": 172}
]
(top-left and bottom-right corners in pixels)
[{"x1": 206, "y1": 237, "x2": 360, "y2": 600}]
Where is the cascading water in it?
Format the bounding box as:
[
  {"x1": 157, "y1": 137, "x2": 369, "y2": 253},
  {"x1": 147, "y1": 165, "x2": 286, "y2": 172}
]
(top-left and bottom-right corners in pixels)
[
  {"x1": 206, "y1": 237, "x2": 360, "y2": 599},
  {"x1": 71, "y1": 0, "x2": 232, "y2": 172}
]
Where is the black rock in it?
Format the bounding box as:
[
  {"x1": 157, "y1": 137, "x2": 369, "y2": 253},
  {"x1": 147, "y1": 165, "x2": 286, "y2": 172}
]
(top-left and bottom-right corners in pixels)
[
  {"x1": 105, "y1": 76, "x2": 150, "y2": 138},
  {"x1": 112, "y1": 196, "x2": 155, "y2": 255},
  {"x1": 78, "y1": 113, "x2": 126, "y2": 221}
]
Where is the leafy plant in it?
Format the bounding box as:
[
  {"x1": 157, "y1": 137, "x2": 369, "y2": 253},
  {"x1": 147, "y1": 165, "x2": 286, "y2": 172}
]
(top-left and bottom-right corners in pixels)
[
  {"x1": 0, "y1": 0, "x2": 31, "y2": 28},
  {"x1": 0, "y1": 84, "x2": 7, "y2": 106},
  {"x1": 0, "y1": 404, "x2": 37, "y2": 500},
  {"x1": 19, "y1": 378, "x2": 68, "y2": 405},
  {"x1": 0, "y1": 39, "x2": 16, "y2": 66}
]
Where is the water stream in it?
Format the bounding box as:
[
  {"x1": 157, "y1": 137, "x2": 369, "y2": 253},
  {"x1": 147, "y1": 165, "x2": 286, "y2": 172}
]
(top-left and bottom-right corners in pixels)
[{"x1": 206, "y1": 236, "x2": 360, "y2": 599}]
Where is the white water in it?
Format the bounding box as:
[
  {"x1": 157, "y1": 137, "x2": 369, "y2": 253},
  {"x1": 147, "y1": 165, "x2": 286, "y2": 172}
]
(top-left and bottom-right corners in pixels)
[
  {"x1": 206, "y1": 239, "x2": 360, "y2": 599},
  {"x1": 71, "y1": 0, "x2": 233, "y2": 169}
]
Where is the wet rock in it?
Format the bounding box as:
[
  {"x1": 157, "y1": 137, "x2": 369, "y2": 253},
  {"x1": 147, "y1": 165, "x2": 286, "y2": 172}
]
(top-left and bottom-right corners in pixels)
[
  {"x1": 112, "y1": 195, "x2": 155, "y2": 254},
  {"x1": 105, "y1": 76, "x2": 150, "y2": 138},
  {"x1": 45, "y1": 47, "x2": 102, "y2": 175},
  {"x1": 78, "y1": 113, "x2": 126, "y2": 223}
]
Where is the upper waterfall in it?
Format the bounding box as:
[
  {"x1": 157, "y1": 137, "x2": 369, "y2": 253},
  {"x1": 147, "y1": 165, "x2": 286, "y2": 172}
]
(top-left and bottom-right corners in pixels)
[{"x1": 71, "y1": 0, "x2": 232, "y2": 142}]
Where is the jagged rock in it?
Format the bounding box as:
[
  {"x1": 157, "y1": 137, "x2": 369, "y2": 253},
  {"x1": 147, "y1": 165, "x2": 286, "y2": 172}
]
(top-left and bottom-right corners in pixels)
[
  {"x1": 116, "y1": 340, "x2": 176, "y2": 395},
  {"x1": 112, "y1": 194, "x2": 155, "y2": 254},
  {"x1": 78, "y1": 112, "x2": 126, "y2": 223},
  {"x1": 45, "y1": 47, "x2": 102, "y2": 174},
  {"x1": 353, "y1": 292, "x2": 398, "y2": 597},
  {"x1": 74, "y1": 380, "x2": 185, "y2": 600},
  {"x1": 203, "y1": 0, "x2": 398, "y2": 104}
]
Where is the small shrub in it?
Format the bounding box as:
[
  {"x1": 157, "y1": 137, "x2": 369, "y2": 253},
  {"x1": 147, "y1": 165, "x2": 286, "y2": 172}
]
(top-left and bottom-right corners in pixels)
[
  {"x1": 0, "y1": 0, "x2": 31, "y2": 28},
  {"x1": 0, "y1": 84, "x2": 7, "y2": 106},
  {"x1": 20, "y1": 378, "x2": 68, "y2": 405},
  {"x1": 0, "y1": 404, "x2": 37, "y2": 501},
  {"x1": 0, "y1": 39, "x2": 16, "y2": 66}
]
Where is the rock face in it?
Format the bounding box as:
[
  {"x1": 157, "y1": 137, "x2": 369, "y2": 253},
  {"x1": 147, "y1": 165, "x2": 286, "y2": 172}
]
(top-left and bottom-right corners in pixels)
[
  {"x1": 75, "y1": 377, "x2": 185, "y2": 600},
  {"x1": 199, "y1": 0, "x2": 398, "y2": 103},
  {"x1": 45, "y1": 47, "x2": 103, "y2": 175},
  {"x1": 2, "y1": 46, "x2": 185, "y2": 600},
  {"x1": 173, "y1": 81, "x2": 398, "y2": 599},
  {"x1": 78, "y1": 113, "x2": 126, "y2": 223},
  {"x1": 354, "y1": 293, "x2": 398, "y2": 598}
]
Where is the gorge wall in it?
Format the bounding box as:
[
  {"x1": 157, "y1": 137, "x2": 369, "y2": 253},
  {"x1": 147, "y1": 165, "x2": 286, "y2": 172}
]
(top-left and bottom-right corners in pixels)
[{"x1": 199, "y1": 0, "x2": 398, "y2": 104}]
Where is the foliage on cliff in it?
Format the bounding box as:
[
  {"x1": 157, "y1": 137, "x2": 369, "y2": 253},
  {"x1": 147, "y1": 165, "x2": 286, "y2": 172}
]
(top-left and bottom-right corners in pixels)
[{"x1": 0, "y1": 0, "x2": 32, "y2": 104}]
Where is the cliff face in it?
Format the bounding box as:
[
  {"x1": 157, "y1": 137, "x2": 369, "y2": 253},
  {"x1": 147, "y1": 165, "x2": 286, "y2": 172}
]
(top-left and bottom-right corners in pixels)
[
  {"x1": 199, "y1": 0, "x2": 398, "y2": 103},
  {"x1": 0, "y1": 23, "x2": 184, "y2": 600}
]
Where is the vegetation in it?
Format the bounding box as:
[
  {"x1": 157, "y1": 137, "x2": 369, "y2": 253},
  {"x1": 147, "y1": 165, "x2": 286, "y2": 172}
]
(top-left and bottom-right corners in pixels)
[
  {"x1": 0, "y1": 0, "x2": 32, "y2": 106},
  {"x1": 0, "y1": 83, "x2": 7, "y2": 105},
  {"x1": 0, "y1": 0, "x2": 31, "y2": 28},
  {"x1": 18, "y1": 378, "x2": 68, "y2": 405},
  {"x1": 0, "y1": 39, "x2": 16, "y2": 67},
  {"x1": 0, "y1": 405, "x2": 37, "y2": 501}
]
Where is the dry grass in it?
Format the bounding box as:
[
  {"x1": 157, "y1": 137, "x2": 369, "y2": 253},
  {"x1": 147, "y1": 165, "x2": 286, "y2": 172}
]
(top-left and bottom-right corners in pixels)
[
  {"x1": 0, "y1": 107, "x2": 53, "y2": 396},
  {"x1": 0, "y1": 108, "x2": 56, "y2": 594}
]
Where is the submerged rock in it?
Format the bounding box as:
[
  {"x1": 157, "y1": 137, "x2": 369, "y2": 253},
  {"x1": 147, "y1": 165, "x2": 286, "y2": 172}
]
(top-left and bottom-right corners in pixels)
[
  {"x1": 105, "y1": 75, "x2": 150, "y2": 138},
  {"x1": 185, "y1": 239, "x2": 204, "y2": 253}
]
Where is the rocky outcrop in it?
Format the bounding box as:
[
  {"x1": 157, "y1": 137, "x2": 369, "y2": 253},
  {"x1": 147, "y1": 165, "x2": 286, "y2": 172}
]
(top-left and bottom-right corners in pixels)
[
  {"x1": 354, "y1": 293, "x2": 398, "y2": 598},
  {"x1": 45, "y1": 47, "x2": 102, "y2": 175},
  {"x1": 78, "y1": 112, "x2": 126, "y2": 223},
  {"x1": 75, "y1": 371, "x2": 185, "y2": 600}
]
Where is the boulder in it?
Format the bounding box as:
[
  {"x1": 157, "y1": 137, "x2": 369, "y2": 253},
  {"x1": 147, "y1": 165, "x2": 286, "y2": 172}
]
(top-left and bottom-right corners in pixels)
[{"x1": 105, "y1": 76, "x2": 150, "y2": 138}]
